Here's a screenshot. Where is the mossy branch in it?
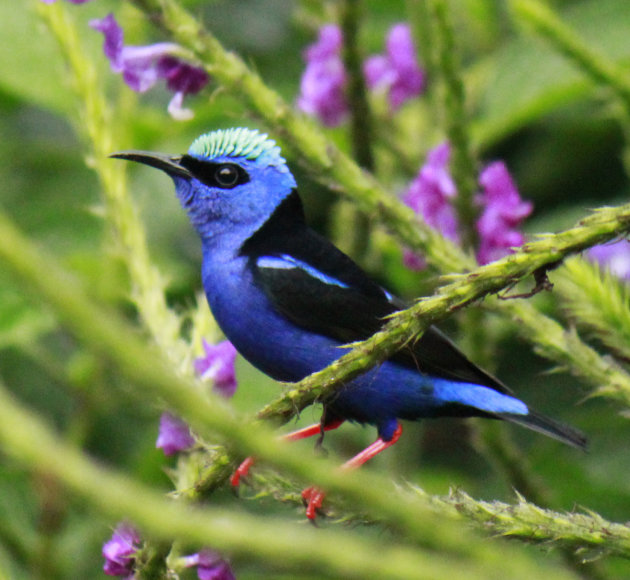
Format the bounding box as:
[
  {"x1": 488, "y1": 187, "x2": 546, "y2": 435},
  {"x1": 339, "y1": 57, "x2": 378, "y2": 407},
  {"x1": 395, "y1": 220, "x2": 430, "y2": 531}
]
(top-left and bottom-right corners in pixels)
[
  {"x1": 259, "y1": 203, "x2": 630, "y2": 423},
  {"x1": 413, "y1": 486, "x2": 630, "y2": 561}
]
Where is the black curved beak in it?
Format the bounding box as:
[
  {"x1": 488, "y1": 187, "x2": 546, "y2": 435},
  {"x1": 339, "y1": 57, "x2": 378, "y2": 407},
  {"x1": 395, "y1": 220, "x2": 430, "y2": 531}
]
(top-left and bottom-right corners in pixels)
[{"x1": 110, "y1": 150, "x2": 192, "y2": 179}]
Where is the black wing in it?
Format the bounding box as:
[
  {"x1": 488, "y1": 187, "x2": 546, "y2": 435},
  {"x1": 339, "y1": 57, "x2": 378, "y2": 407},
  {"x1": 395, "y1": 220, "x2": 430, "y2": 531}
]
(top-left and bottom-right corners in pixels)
[{"x1": 240, "y1": 191, "x2": 511, "y2": 394}]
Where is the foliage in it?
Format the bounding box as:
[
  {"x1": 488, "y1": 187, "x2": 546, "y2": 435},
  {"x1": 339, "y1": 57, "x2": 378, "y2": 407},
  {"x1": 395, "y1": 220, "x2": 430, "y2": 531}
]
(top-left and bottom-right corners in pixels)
[{"x1": 1, "y1": 0, "x2": 630, "y2": 578}]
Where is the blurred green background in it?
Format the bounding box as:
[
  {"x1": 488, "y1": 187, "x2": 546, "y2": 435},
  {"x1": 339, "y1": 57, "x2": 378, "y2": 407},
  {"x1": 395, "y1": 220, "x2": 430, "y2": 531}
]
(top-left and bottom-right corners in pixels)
[{"x1": 1, "y1": 0, "x2": 630, "y2": 578}]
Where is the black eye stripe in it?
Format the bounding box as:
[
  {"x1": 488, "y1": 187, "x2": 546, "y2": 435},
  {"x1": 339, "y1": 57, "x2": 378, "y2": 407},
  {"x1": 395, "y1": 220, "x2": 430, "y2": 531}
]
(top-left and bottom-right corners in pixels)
[{"x1": 179, "y1": 155, "x2": 250, "y2": 189}]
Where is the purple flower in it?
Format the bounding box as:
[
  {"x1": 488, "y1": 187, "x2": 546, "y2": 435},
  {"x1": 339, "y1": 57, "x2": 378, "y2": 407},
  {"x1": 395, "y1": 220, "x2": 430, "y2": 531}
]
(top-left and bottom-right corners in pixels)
[
  {"x1": 156, "y1": 412, "x2": 195, "y2": 455},
  {"x1": 402, "y1": 147, "x2": 531, "y2": 269},
  {"x1": 41, "y1": 0, "x2": 92, "y2": 4},
  {"x1": 89, "y1": 14, "x2": 209, "y2": 120},
  {"x1": 297, "y1": 25, "x2": 349, "y2": 127},
  {"x1": 102, "y1": 523, "x2": 140, "y2": 578},
  {"x1": 588, "y1": 240, "x2": 630, "y2": 280},
  {"x1": 156, "y1": 340, "x2": 236, "y2": 456},
  {"x1": 476, "y1": 161, "x2": 532, "y2": 264},
  {"x1": 402, "y1": 142, "x2": 459, "y2": 269},
  {"x1": 364, "y1": 23, "x2": 425, "y2": 111},
  {"x1": 183, "y1": 550, "x2": 236, "y2": 580},
  {"x1": 194, "y1": 339, "x2": 238, "y2": 398}
]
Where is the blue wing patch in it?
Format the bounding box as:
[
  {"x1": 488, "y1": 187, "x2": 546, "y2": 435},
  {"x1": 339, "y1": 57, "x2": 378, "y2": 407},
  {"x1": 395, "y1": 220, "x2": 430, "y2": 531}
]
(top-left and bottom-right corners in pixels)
[
  {"x1": 257, "y1": 255, "x2": 350, "y2": 289},
  {"x1": 434, "y1": 380, "x2": 529, "y2": 415}
]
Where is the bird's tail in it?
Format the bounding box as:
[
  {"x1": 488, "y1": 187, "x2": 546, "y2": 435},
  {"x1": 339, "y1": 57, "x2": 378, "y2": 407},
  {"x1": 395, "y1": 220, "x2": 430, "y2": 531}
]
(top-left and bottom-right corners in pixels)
[{"x1": 497, "y1": 410, "x2": 587, "y2": 450}]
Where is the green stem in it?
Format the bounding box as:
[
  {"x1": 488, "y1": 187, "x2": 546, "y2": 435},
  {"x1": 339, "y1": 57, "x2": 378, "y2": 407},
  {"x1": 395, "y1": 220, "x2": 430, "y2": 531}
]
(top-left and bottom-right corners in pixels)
[
  {"x1": 497, "y1": 298, "x2": 630, "y2": 406},
  {"x1": 239, "y1": 466, "x2": 630, "y2": 562},
  {"x1": 340, "y1": 0, "x2": 375, "y2": 172},
  {"x1": 555, "y1": 258, "x2": 630, "y2": 362},
  {"x1": 0, "y1": 380, "x2": 516, "y2": 580},
  {"x1": 38, "y1": 1, "x2": 200, "y2": 372},
  {"x1": 406, "y1": 0, "x2": 437, "y2": 94},
  {"x1": 428, "y1": 0, "x2": 479, "y2": 251},
  {"x1": 259, "y1": 200, "x2": 630, "y2": 423},
  {"x1": 414, "y1": 486, "x2": 630, "y2": 560}
]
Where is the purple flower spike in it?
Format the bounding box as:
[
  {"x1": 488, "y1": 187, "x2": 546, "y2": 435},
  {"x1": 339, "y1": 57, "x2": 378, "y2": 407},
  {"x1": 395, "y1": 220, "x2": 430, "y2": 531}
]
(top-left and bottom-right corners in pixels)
[
  {"x1": 156, "y1": 412, "x2": 195, "y2": 455},
  {"x1": 41, "y1": 0, "x2": 92, "y2": 4},
  {"x1": 476, "y1": 161, "x2": 532, "y2": 264},
  {"x1": 183, "y1": 550, "x2": 236, "y2": 580},
  {"x1": 588, "y1": 240, "x2": 630, "y2": 280},
  {"x1": 401, "y1": 147, "x2": 532, "y2": 270},
  {"x1": 297, "y1": 25, "x2": 349, "y2": 127},
  {"x1": 195, "y1": 339, "x2": 238, "y2": 398},
  {"x1": 403, "y1": 142, "x2": 459, "y2": 269},
  {"x1": 364, "y1": 23, "x2": 425, "y2": 111},
  {"x1": 102, "y1": 523, "x2": 140, "y2": 578},
  {"x1": 90, "y1": 14, "x2": 209, "y2": 120}
]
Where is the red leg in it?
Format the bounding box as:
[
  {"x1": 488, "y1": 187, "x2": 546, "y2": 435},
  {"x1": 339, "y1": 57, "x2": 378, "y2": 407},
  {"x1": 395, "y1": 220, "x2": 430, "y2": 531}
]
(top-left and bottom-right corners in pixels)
[
  {"x1": 303, "y1": 423, "x2": 403, "y2": 520},
  {"x1": 230, "y1": 456, "x2": 256, "y2": 487},
  {"x1": 342, "y1": 423, "x2": 403, "y2": 470},
  {"x1": 302, "y1": 486, "x2": 326, "y2": 520},
  {"x1": 283, "y1": 419, "x2": 344, "y2": 441},
  {"x1": 230, "y1": 419, "x2": 345, "y2": 488}
]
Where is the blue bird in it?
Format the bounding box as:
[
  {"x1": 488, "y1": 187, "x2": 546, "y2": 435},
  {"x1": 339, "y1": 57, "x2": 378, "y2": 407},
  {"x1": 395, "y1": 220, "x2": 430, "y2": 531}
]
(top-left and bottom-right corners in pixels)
[{"x1": 113, "y1": 128, "x2": 586, "y2": 517}]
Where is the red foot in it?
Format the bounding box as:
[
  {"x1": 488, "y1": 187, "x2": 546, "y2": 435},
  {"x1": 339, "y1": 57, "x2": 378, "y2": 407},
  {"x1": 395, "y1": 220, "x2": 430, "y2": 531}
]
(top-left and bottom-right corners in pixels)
[
  {"x1": 283, "y1": 419, "x2": 344, "y2": 442},
  {"x1": 301, "y1": 423, "x2": 403, "y2": 519},
  {"x1": 341, "y1": 423, "x2": 403, "y2": 470},
  {"x1": 229, "y1": 420, "x2": 344, "y2": 490},
  {"x1": 230, "y1": 456, "x2": 255, "y2": 488},
  {"x1": 302, "y1": 486, "x2": 326, "y2": 520}
]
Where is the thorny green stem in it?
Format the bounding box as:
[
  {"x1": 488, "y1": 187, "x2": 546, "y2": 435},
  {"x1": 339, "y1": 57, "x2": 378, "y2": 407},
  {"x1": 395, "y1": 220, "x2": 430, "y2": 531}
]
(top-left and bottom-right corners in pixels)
[
  {"x1": 0, "y1": 380, "x2": 528, "y2": 580},
  {"x1": 555, "y1": 258, "x2": 630, "y2": 363},
  {"x1": 259, "y1": 203, "x2": 630, "y2": 423},
  {"x1": 38, "y1": 1, "x2": 205, "y2": 374},
  {"x1": 224, "y1": 464, "x2": 630, "y2": 562}
]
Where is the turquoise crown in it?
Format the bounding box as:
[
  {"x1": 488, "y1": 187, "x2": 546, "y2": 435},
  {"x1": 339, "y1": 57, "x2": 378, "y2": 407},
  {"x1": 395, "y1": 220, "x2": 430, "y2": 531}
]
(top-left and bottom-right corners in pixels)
[{"x1": 188, "y1": 128, "x2": 286, "y2": 167}]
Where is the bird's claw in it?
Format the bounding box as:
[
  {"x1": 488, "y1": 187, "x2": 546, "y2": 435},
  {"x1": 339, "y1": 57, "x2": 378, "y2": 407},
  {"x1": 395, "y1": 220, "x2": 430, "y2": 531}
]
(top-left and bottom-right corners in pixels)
[
  {"x1": 230, "y1": 456, "x2": 255, "y2": 490},
  {"x1": 301, "y1": 486, "x2": 326, "y2": 520}
]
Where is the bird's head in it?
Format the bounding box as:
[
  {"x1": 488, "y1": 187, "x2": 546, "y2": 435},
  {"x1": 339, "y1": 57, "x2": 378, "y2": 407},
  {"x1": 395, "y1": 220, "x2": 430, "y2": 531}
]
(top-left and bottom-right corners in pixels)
[{"x1": 112, "y1": 128, "x2": 297, "y2": 240}]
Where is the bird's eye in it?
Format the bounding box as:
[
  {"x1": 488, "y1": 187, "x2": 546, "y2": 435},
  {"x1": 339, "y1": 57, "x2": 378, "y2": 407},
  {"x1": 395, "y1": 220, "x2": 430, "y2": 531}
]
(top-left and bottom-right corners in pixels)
[
  {"x1": 178, "y1": 156, "x2": 250, "y2": 188},
  {"x1": 215, "y1": 164, "x2": 240, "y2": 188}
]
